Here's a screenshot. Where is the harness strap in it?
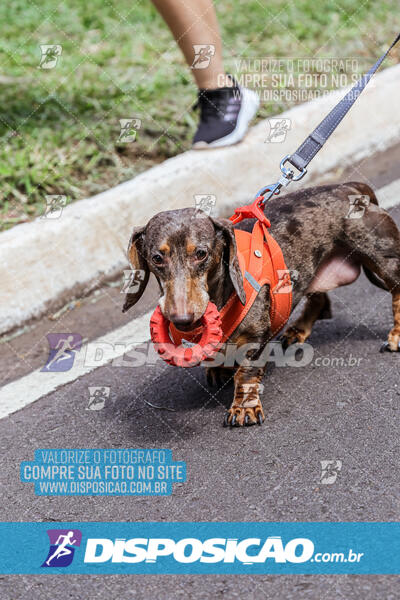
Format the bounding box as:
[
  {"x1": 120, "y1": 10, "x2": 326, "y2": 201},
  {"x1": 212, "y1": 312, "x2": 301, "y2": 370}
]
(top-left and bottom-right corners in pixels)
[{"x1": 258, "y1": 222, "x2": 292, "y2": 336}]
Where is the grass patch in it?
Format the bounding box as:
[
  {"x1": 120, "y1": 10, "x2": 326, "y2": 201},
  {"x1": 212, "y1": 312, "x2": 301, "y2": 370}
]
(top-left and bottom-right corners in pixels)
[{"x1": 0, "y1": 0, "x2": 399, "y2": 229}]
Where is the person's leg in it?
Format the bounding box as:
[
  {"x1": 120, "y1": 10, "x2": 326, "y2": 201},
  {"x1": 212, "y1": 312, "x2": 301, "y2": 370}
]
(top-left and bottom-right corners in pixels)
[
  {"x1": 151, "y1": 0, "x2": 230, "y2": 89},
  {"x1": 152, "y1": 0, "x2": 259, "y2": 148}
]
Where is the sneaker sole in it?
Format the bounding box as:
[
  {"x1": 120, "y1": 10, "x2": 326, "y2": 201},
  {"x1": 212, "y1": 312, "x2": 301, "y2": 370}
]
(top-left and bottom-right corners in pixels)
[{"x1": 192, "y1": 87, "x2": 260, "y2": 150}]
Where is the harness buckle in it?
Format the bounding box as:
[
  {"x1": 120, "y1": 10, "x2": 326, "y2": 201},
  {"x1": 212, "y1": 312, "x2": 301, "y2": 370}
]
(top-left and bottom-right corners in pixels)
[{"x1": 229, "y1": 196, "x2": 271, "y2": 226}]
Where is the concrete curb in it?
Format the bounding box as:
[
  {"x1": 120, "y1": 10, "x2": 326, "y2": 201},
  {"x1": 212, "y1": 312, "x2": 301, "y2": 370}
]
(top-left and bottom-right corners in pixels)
[{"x1": 2, "y1": 64, "x2": 400, "y2": 334}]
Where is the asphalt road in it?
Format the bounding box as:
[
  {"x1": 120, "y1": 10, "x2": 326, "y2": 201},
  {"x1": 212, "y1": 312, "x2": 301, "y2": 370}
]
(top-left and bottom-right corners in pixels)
[{"x1": 1, "y1": 151, "x2": 400, "y2": 598}]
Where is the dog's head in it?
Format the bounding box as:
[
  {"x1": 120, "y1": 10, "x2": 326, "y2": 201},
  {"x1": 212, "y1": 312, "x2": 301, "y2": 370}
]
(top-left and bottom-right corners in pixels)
[{"x1": 122, "y1": 207, "x2": 245, "y2": 330}]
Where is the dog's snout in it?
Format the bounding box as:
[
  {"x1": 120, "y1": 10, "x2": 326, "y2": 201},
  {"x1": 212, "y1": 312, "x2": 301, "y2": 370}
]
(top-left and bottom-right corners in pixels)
[{"x1": 170, "y1": 313, "x2": 195, "y2": 328}]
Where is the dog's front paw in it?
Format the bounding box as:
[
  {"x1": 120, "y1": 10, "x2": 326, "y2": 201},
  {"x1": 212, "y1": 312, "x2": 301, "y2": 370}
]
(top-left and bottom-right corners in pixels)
[
  {"x1": 223, "y1": 401, "x2": 264, "y2": 427},
  {"x1": 279, "y1": 326, "x2": 308, "y2": 349},
  {"x1": 380, "y1": 329, "x2": 400, "y2": 353}
]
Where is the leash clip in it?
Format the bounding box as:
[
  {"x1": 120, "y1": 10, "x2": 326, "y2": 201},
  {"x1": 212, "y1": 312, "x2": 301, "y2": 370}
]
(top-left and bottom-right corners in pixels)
[
  {"x1": 256, "y1": 154, "x2": 308, "y2": 207},
  {"x1": 255, "y1": 181, "x2": 283, "y2": 206},
  {"x1": 230, "y1": 153, "x2": 309, "y2": 223}
]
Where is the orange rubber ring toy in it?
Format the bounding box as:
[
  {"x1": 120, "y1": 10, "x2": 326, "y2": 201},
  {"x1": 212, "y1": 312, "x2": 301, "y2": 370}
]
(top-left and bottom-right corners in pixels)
[{"x1": 150, "y1": 302, "x2": 223, "y2": 368}]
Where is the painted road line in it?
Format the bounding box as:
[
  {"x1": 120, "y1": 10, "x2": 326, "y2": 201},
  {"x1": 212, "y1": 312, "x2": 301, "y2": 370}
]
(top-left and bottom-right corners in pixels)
[
  {"x1": 1, "y1": 181, "x2": 400, "y2": 420},
  {"x1": 0, "y1": 310, "x2": 153, "y2": 420}
]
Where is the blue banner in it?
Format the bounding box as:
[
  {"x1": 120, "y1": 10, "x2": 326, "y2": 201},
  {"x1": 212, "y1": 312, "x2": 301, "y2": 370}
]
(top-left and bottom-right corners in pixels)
[{"x1": 0, "y1": 522, "x2": 398, "y2": 574}]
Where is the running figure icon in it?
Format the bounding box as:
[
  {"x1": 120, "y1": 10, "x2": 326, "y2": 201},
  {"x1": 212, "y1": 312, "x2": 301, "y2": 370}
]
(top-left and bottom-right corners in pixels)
[
  {"x1": 41, "y1": 333, "x2": 82, "y2": 372},
  {"x1": 42, "y1": 529, "x2": 82, "y2": 568},
  {"x1": 46, "y1": 531, "x2": 77, "y2": 566}
]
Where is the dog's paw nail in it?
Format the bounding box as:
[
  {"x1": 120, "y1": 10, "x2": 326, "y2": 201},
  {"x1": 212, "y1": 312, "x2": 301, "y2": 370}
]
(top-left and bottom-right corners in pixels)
[
  {"x1": 244, "y1": 415, "x2": 250, "y2": 426},
  {"x1": 223, "y1": 413, "x2": 229, "y2": 427},
  {"x1": 230, "y1": 415, "x2": 237, "y2": 427},
  {"x1": 257, "y1": 412, "x2": 263, "y2": 425}
]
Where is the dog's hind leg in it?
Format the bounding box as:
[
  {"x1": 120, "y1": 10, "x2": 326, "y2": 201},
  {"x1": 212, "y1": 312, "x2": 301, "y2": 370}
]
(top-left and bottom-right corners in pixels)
[
  {"x1": 350, "y1": 209, "x2": 400, "y2": 352},
  {"x1": 279, "y1": 292, "x2": 331, "y2": 348},
  {"x1": 382, "y1": 291, "x2": 400, "y2": 352}
]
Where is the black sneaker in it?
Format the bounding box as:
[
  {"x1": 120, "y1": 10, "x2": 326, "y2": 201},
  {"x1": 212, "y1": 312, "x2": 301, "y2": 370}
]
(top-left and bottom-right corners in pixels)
[{"x1": 192, "y1": 82, "x2": 259, "y2": 149}]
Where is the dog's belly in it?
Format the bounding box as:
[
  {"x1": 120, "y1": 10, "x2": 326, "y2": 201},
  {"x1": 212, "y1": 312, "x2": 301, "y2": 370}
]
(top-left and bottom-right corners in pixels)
[{"x1": 306, "y1": 250, "x2": 361, "y2": 293}]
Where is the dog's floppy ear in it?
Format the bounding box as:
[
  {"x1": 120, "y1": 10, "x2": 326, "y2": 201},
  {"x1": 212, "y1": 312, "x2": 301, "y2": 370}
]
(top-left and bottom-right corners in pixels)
[
  {"x1": 122, "y1": 225, "x2": 150, "y2": 313},
  {"x1": 210, "y1": 217, "x2": 246, "y2": 305}
]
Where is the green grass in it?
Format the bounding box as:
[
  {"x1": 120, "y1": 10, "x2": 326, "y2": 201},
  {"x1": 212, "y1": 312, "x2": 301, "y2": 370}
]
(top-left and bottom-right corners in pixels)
[{"x1": 0, "y1": 0, "x2": 398, "y2": 229}]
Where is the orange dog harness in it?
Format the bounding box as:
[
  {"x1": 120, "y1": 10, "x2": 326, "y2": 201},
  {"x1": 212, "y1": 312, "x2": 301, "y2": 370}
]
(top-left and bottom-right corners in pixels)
[{"x1": 150, "y1": 198, "x2": 292, "y2": 367}]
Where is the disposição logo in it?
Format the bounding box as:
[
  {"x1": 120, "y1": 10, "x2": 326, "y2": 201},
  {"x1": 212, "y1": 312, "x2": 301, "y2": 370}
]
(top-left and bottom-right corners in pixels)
[{"x1": 84, "y1": 536, "x2": 315, "y2": 564}]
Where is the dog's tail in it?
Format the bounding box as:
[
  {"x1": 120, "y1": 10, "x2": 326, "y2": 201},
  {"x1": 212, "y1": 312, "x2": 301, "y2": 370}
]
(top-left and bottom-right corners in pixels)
[{"x1": 346, "y1": 182, "x2": 389, "y2": 291}]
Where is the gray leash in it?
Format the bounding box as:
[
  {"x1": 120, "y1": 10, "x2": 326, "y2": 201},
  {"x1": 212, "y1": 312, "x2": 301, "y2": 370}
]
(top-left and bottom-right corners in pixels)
[{"x1": 256, "y1": 32, "x2": 400, "y2": 204}]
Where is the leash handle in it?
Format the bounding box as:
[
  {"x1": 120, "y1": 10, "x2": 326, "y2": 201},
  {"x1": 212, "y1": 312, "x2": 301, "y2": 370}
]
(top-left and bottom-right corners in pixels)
[{"x1": 288, "y1": 32, "x2": 400, "y2": 172}]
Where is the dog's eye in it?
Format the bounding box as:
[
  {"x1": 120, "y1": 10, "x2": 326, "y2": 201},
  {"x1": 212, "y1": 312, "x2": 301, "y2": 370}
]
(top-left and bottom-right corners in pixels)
[
  {"x1": 195, "y1": 249, "x2": 208, "y2": 261},
  {"x1": 152, "y1": 254, "x2": 164, "y2": 266}
]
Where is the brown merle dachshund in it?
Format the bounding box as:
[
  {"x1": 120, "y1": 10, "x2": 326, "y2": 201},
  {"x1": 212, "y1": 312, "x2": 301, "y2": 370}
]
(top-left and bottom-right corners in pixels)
[{"x1": 123, "y1": 182, "x2": 400, "y2": 427}]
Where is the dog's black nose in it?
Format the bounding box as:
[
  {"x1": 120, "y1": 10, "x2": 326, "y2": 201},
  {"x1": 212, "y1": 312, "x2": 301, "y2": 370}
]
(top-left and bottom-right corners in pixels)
[{"x1": 170, "y1": 313, "x2": 195, "y2": 328}]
